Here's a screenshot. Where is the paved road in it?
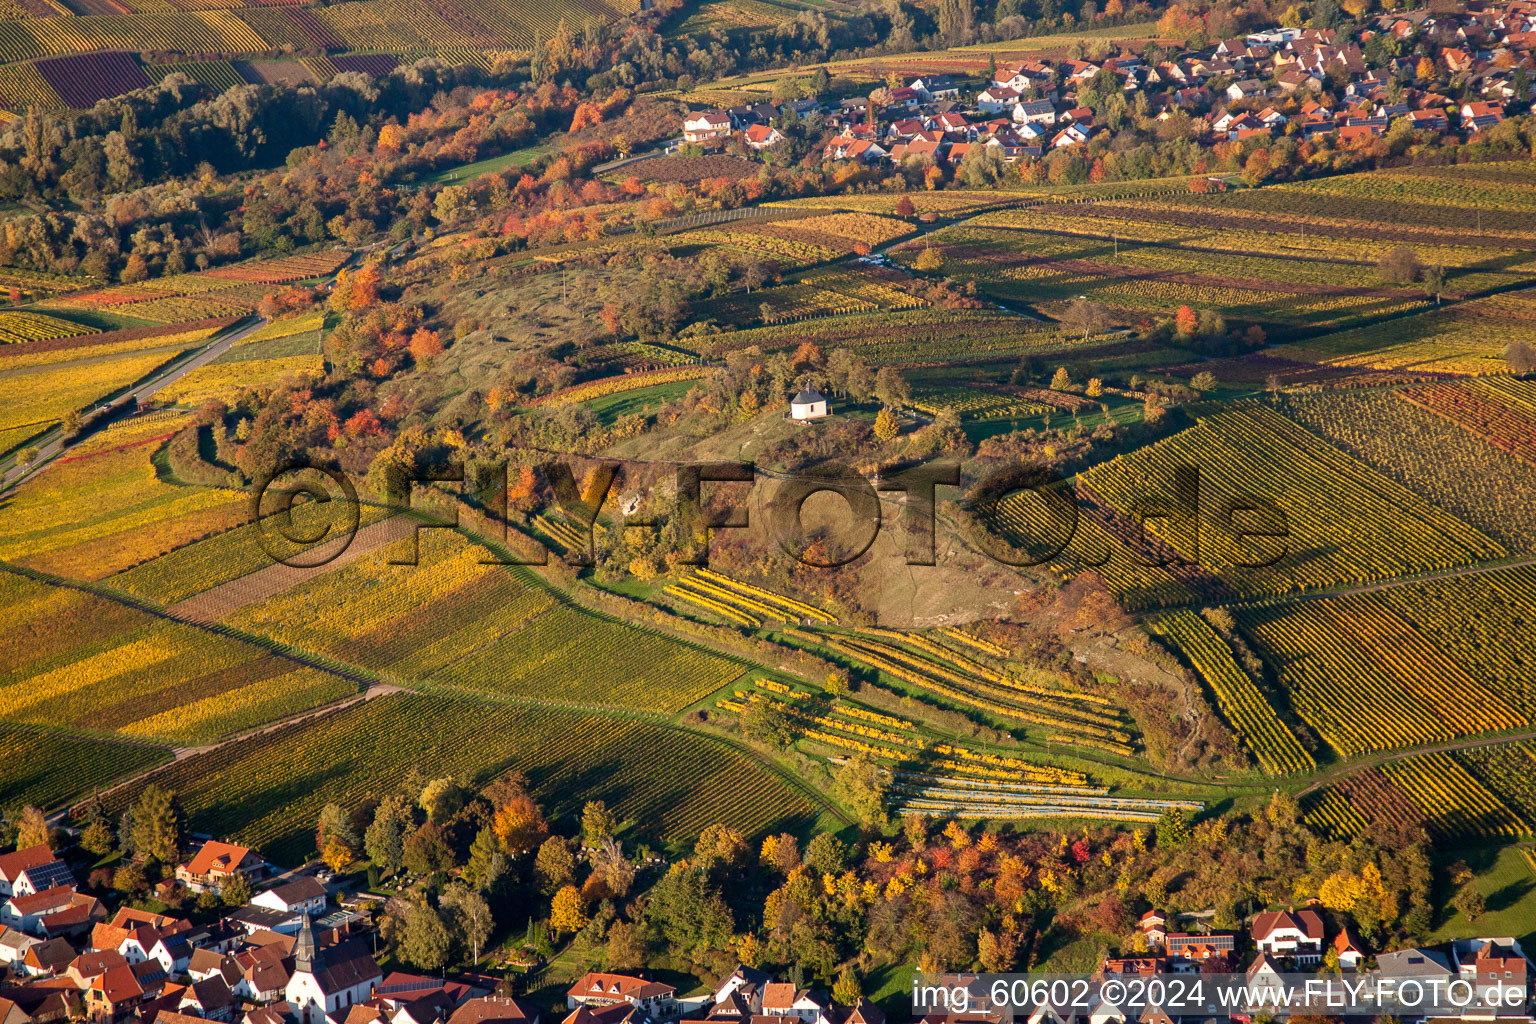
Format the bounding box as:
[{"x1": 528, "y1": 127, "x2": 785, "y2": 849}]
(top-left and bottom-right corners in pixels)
[{"x1": 0, "y1": 315, "x2": 270, "y2": 495}]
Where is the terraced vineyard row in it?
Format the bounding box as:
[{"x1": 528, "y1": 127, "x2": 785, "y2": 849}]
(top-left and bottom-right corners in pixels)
[
  {"x1": 716, "y1": 682, "x2": 1199, "y2": 823},
  {"x1": 806, "y1": 627, "x2": 1137, "y2": 756}
]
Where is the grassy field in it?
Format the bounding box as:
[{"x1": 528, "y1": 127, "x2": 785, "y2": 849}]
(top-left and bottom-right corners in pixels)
[
  {"x1": 425, "y1": 142, "x2": 556, "y2": 184},
  {"x1": 1431, "y1": 844, "x2": 1536, "y2": 947}
]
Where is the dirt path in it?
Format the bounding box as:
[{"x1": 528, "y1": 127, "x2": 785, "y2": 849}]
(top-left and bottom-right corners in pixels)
[
  {"x1": 1296, "y1": 726, "x2": 1536, "y2": 797},
  {"x1": 168, "y1": 514, "x2": 415, "y2": 623}
]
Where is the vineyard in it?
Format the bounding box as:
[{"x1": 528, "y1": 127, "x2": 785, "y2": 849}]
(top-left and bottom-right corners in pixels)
[
  {"x1": 697, "y1": 307, "x2": 1068, "y2": 364},
  {"x1": 145, "y1": 59, "x2": 246, "y2": 90},
  {"x1": 223, "y1": 541, "x2": 744, "y2": 713},
  {"x1": 900, "y1": 225, "x2": 1430, "y2": 329},
  {"x1": 1148, "y1": 610, "x2": 1314, "y2": 776},
  {"x1": 529, "y1": 365, "x2": 708, "y2": 407},
  {"x1": 1233, "y1": 595, "x2": 1526, "y2": 757},
  {"x1": 1161, "y1": 161, "x2": 1536, "y2": 240},
  {"x1": 1078, "y1": 404, "x2": 1505, "y2": 603},
  {"x1": 205, "y1": 249, "x2": 350, "y2": 284},
  {"x1": 0, "y1": 349, "x2": 183, "y2": 448},
  {"x1": 105, "y1": 693, "x2": 816, "y2": 861},
  {"x1": 1277, "y1": 389, "x2": 1536, "y2": 552},
  {"x1": 755, "y1": 212, "x2": 915, "y2": 252},
  {"x1": 1273, "y1": 291, "x2": 1536, "y2": 375},
  {"x1": 0, "y1": 310, "x2": 90, "y2": 344},
  {"x1": 1307, "y1": 749, "x2": 1533, "y2": 841},
  {"x1": 0, "y1": 724, "x2": 169, "y2": 811},
  {"x1": 110, "y1": 501, "x2": 396, "y2": 606},
  {"x1": 0, "y1": 597, "x2": 359, "y2": 744},
  {"x1": 1370, "y1": 564, "x2": 1536, "y2": 717},
  {"x1": 1400, "y1": 378, "x2": 1536, "y2": 464},
  {"x1": 151, "y1": 353, "x2": 323, "y2": 404},
  {"x1": 0, "y1": 430, "x2": 247, "y2": 578},
  {"x1": 36, "y1": 51, "x2": 152, "y2": 109},
  {"x1": 907, "y1": 384, "x2": 1056, "y2": 421},
  {"x1": 714, "y1": 680, "x2": 1199, "y2": 823}
]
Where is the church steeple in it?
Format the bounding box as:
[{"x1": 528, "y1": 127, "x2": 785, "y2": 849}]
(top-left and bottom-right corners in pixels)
[{"x1": 294, "y1": 911, "x2": 319, "y2": 974}]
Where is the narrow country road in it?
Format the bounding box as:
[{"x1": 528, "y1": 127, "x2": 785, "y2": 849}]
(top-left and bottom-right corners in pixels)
[{"x1": 0, "y1": 315, "x2": 270, "y2": 494}]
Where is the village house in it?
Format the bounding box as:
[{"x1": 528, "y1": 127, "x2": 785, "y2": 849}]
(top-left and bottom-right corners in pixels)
[
  {"x1": 1251, "y1": 909, "x2": 1325, "y2": 964},
  {"x1": 743, "y1": 124, "x2": 784, "y2": 151},
  {"x1": 682, "y1": 111, "x2": 731, "y2": 144},
  {"x1": 0, "y1": 848, "x2": 56, "y2": 900},
  {"x1": 448, "y1": 996, "x2": 540, "y2": 1024},
  {"x1": 175, "y1": 842, "x2": 263, "y2": 895},
  {"x1": 761, "y1": 984, "x2": 830, "y2": 1024},
  {"x1": 566, "y1": 973, "x2": 677, "y2": 1017},
  {"x1": 1165, "y1": 932, "x2": 1235, "y2": 966},
  {"x1": 250, "y1": 877, "x2": 328, "y2": 920}
]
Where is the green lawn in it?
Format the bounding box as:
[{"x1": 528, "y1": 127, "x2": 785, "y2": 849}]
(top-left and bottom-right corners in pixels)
[
  {"x1": 587, "y1": 379, "x2": 699, "y2": 423},
  {"x1": 1431, "y1": 844, "x2": 1536, "y2": 946},
  {"x1": 426, "y1": 143, "x2": 556, "y2": 185}
]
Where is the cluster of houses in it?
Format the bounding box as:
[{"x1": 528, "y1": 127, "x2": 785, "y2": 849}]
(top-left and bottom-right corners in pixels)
[
  {"x1": 680, "y1": 0, "x2": 1536, "y2": 170},
  {"x1": 566, "y1": 966, "x2": 884, "y2": 1024},
  {"x1": 0, "y1": 841, "x2": 382, "y2": 1024},
  {"x1": 1, "y1": 840, "x2": 890, "y2": 1024},
  {"x1": 1073, "y1": 909, "x2": 1533, "y2": 1022}
]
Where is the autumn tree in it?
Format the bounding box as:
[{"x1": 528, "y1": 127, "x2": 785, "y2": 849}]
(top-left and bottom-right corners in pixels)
[
  {"x1": 316, "y1": 802, "x2": 357, "y2": 855},
  {"x1": 1174, "y1": 304, "x2": 1199, "y2": 336},
  {"x1": 409, "y1": 328, "x2": 444, "y2": 365},
  {"x1": 464, "y1": 828, "x2": 506, "y2": 892},
  {"x1": 535, "y1": 836, "x2": 575, "y2": 894},
  {"x1": 378, "y1": 123, "x2": 406, "y2": 151},
  {"x1": 581, "y1": 801, "x2": 617, "y2": 848},
  {"x1": 221, "y1": 872, "x2": 250, "y2": 908},
  {"x1": 550, "y1": 884, "x2": 588, "y2": 935},
  {"x1": 1378, "y1": 246, "x2": 1421, "y2": 284},
  {"x1": 1453, "y1": 884, "x2": 1486, "y2": 923},
  {"x1": 1060, "y1": 297, "x2": 1111, "y2": 338},
  {"x1": 874, "y1": 407, "x2": 899, "y2": 441},
  {"x1": 833, "y1": 967, "x2": 862, "y2": 1005},
  {"x1": 1507, "y1": 341, "x2": 1536, "y2": 374},
  {"x1": 323, "y1": 837, "x2": 355, "y2": 874},
  {"x1": 913, "y1": 247, "x2": 943, "y2": 272},
  {"x1": 835, "y1": 754, "x2": 888, "y2": 830},
  {"x1": 895, "y1": 195, "x2": 916, "y2": 216},
  {"x1": 365, "y1": 795, "x2": 412, "y2": 876},
  {"x1": 605, "y1": 920, "x2": 645, "y2": 971},
  {"x1": 16, "y1": 805, "x2": 52, "y2": 851},
  {"x1": 492, "y1": 789, "x2": 549, "y2": 854}
]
